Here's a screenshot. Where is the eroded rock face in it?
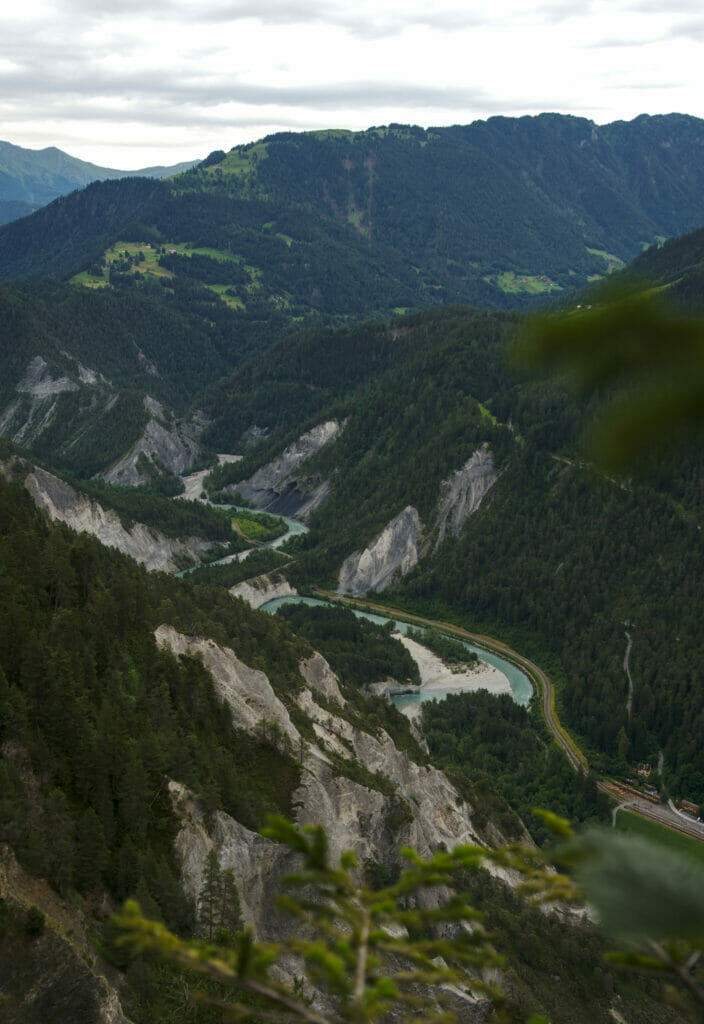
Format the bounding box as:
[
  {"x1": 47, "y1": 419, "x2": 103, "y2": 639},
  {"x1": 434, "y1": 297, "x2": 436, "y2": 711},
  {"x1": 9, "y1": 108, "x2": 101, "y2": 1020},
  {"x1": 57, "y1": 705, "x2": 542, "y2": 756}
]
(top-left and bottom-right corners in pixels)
[
  {"x1": 168, "y1": 781, "x2": 296, "y2": 943},
  {"x1": 154, "y1": 624, "x2": 300, "y2": 746},
  {"x1": 435, "y1": 444, "x2": 498, "y2": 547},
  {"x1": 338, "y1": 506, "x2": 421, "y2": 595},
  {"x1": 0, "y1": 355, "x2": 96, "y2": 448},
  {"x1": 299, "y1": 651, "x2": 345, "y2": 704},
  {"x1": 24, "y1": 465, "x2": 211, "y2": 572},
  {"x1": 17, "y1": 355, "x2": 79, "y2": 398},
  {"x1": 335, "y1": 447, "x2": 497, "y2": 595},
  {"x1": 103, "y1": 400, "x2": 202, "y2": 485},
  {"x1": 233, "y1": 421, "x2": 340, "y2": 518},
  {"x1": 164, "y1": 629, "x2": 486, "y2": 942},
  {"x1": 229, "y1": 571, "x2": 298, "y2": 610}
]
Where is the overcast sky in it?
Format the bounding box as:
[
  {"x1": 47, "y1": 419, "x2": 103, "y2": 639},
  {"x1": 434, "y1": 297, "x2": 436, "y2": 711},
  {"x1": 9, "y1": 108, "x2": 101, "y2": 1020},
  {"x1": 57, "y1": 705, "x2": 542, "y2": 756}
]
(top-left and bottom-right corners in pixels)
[{"x1": 1, "y1": 0, "x2": 703, "y2": 169}]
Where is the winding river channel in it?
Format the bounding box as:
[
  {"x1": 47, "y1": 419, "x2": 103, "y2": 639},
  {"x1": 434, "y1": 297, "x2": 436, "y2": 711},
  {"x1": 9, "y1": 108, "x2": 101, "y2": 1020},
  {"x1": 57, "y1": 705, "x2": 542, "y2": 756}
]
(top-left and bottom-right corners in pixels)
[
  {"x1": 174, "y1": 469, "x2": 704, "y2": 841},
  {"x1": 176, "y1": 464, "x2": 532, "y2": 709},
  {"x1": 261, "y1": 595, "x2": 533, "y2": 708}
]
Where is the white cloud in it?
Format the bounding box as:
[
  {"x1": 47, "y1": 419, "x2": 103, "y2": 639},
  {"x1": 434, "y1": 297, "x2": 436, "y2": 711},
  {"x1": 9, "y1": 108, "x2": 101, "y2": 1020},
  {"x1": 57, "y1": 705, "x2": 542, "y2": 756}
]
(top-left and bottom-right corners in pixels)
[{"x1": 0, "y1": 0, "x2": 702, "y2": 167}]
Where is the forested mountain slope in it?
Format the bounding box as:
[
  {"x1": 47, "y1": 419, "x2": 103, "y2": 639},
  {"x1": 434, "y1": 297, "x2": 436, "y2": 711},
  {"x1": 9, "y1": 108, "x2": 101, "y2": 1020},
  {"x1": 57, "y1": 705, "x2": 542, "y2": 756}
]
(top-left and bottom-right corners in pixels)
[
  {"x1": 0, "y1": 274, "x2": 283, "y2": 479},
  {"x1": 199, "y1": 297, "x2": 704, "y2": 807},
  {"x1": 0, "y1": 446, "x2": 682, "y2": 1024},
  {"x1": 206, "y1": 114, "x2": 704, "y2": 288},
  {"x1": 625, "y1": 223, "x2": 704, "y2": 308},
  {"x1": 3, "y1": 114, "x2": 704, "y2": 311},
  {"x1": 0, "y1": 199, "x2": 36, "y2": 227},
  {"x1": 2, "y1": 198, "x2": 703, "y2": 1021}
]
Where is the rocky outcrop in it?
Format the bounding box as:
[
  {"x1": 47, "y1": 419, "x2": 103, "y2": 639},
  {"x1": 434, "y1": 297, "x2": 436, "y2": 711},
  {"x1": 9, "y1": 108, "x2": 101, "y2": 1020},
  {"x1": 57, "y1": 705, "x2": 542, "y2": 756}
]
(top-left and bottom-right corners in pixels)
[
  {"x1": 154, "y1": 624, "x2": 300, "y2": 747},
  {"x1": 335, "y1": 447, "x2": 497, "y2": 596},
  {"x1": 17, "y1": 355, "x2": 81, "y2": 398},
  {"x1": 338, "y1": 506, "x2": 421, "y2": 595},
  {"x1": 229, "y1": 571, "x2": 298, "y2": 609},
  {"x1": 161, "y1": 628, "x2": 487, "y2": 942},
  {"x1": 180, "y1": 453, "x2": 242, "y2": 502},
  {"x1": 233, "y1": 421, "x2": 340, "y2": 519},
  {"x1": 168, "y1": 781, "x2": 295, "y2": 943},
  {"x1": 435, "y1": 444, "x2": 498, "y2": 547},
  {"x1": 24, "y1": 465, "x2": 212, "y2": 572},
  {"x1": 103, "y1": 398, "x2": 202, "y2": 485},
  {"x1": 299, "y1": 651, "x2": 345, "y2": 704},
  {"x1": 0, "y1": 356, "x2": 81, "y2": 446}
]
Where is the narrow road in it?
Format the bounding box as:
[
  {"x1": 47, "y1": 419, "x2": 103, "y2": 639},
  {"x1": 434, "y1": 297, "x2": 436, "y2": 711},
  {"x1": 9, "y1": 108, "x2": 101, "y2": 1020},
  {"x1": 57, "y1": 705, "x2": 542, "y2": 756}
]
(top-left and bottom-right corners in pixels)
[{"x1": 624, "y1": 630, "x2": 634, "y2": 722}]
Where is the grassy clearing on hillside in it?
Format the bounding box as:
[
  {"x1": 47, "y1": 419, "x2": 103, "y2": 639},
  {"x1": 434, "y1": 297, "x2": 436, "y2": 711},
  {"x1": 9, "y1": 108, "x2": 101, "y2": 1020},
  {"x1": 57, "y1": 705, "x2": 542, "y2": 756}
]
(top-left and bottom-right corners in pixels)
[
  {"x1": 587, "y1": 247, "x2": 626, "y2": 274},
  {"x1": 231, "y1": 509, "x2": 287, "y2": 543},
  {"x1": 216, "y1": 142, "x2": 270, "y2": 175},
  {"x1": 205, "y1": 283, "x2": 245, "y2": 309},
  {"x1": 615, "y1": 810, "x2": 704, "y2": 866},
  {"x1": 478, "y1": 402, "x2": 498, "y2": 425},
  {"x1": 486, "y1": 271, "x2": 562, "y2": 294},
  {"x1": 72, "y1": 240, "x2": 255, "y2": 309}
]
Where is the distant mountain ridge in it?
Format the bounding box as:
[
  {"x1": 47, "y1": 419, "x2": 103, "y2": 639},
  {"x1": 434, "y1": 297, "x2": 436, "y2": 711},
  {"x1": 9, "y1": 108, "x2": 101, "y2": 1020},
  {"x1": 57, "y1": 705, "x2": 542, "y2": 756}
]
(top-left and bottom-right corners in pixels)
[
  {"x1": 2, "y1": 113, "x2": 704, "y2": 310},
  {"x1": 0, "y1": 138, "x2": 199, "y2": 218}
]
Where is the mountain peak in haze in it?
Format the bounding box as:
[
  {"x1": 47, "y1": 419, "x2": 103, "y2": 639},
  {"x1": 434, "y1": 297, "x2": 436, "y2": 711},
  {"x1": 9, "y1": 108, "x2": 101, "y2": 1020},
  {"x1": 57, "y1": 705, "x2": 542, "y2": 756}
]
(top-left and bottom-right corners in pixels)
[{"x1": 0, "y1": 139, "x2": 200, "y2": 224}]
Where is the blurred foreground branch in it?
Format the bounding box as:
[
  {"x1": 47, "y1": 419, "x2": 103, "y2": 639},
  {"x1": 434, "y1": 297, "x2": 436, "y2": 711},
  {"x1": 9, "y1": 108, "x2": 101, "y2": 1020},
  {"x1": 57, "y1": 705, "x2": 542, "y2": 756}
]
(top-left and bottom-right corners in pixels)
[{"x1": 516, "y1": 285, "x2": 704, "y2": 470}]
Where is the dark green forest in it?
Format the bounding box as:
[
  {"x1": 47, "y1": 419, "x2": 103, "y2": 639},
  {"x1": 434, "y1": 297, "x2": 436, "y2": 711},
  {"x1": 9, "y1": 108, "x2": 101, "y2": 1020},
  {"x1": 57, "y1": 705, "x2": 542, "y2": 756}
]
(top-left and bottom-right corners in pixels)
[
  {"x1": 422, "y1": 691, "x2": 609, "y2": 844},
  {"x1": 6, "y1": 113, "x2": 704, "y2": 324},
  {"x1": 275, "y1": 603, "x2": 420, "y2": 689},
  {"x1": 0, "y1": 469, "x2": 309, "y2": 920},
  {"x1": 0, "y1": 450, "x2": 686, "y2": 1024},
  {"x1": 183, "y1": 547, "x2": 289, "y2": 587},
  {"x1": 406, "y1": 626, "x2": 478, "y2": 666}
]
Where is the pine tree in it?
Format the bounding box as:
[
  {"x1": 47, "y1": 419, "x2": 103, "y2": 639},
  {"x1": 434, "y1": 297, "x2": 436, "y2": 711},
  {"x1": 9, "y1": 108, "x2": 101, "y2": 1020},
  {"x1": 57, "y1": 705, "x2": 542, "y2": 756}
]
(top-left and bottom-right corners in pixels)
[
  {"x1": 198, "y1": 848, "x2": 222, "y2": 941},
  {"x1": 217, "y1": 867, "x2": 242, "y2": 944}
]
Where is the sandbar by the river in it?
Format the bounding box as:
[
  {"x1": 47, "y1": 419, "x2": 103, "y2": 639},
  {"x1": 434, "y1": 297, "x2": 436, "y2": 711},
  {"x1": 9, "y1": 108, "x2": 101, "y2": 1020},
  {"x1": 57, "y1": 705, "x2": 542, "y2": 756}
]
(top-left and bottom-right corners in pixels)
[{"x1": 395, "y1": 634, "x2": 512, "y2": 719}]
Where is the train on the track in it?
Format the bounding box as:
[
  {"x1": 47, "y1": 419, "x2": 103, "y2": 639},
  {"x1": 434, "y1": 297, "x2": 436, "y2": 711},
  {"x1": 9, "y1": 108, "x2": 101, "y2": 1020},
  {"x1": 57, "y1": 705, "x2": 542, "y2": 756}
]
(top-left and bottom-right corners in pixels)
[{"x1": 605, "y1": 779, "x2": 661, "y2": 805}]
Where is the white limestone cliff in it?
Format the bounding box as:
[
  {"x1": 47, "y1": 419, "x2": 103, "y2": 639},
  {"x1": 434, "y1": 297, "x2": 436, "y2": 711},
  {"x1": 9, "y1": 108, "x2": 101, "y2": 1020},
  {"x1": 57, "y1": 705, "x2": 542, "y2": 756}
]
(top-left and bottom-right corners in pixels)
[
  {"x1": 157, "y1": 626, "x2": 489, "y2": 944},
  {"x1": 155, "y1": 624, "x2": 300, "y2": 747},
  {"x1": 338, "y1": 506, "x2": 421, "y2": 595},
  {"x1": 229, "y1": 571, "x2": 298, "y2": 609},
  {"x1": 103, "y1": 398, "x2": 203, "y2": 485},
  {"x1": 233, "y1": 420, "x2": 340, "y2": 519},
  {"x1": 434, "y1": 443, "x2": 498, "y2": 547},
  {"x1": 24, "y1": 465, "x2": 211, "y2": 572}
]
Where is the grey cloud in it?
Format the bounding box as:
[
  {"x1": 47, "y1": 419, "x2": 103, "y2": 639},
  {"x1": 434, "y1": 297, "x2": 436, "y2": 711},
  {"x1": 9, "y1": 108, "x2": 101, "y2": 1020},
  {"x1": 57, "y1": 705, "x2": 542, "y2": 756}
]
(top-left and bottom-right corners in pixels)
[
  {"x1": 49, "y1": 0, "x2": 484, "y2": 37},
  {"x1": 662, "y1": 16, "x2": 704, "y2": 40},
  {"x1": 167, "y1": 1, "x2": 488, "y2": 39},
  {"x1": 0, "y1": 57, "x2": 509, "y2": 112},
  {"x1": 603, "y1": 79, "x2": 681, "y2": 91},
  {"x1": 49, "y1": 0, "x2": 565, "y2": 39},
  {"x1": 581, "y1": 35, "x2": 662, "y2": 49},
  {"x1": 518, "y1": 0, "x2": 599, "y2": 24},
  {"x1": 0, "y1": 60, "x2": 586, "y2": 138}
]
